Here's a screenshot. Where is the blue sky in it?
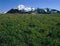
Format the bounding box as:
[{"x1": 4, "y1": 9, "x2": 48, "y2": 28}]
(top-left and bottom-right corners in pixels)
[{"x1": 0, "y1": 0, "x2": 60, "y2": 12}]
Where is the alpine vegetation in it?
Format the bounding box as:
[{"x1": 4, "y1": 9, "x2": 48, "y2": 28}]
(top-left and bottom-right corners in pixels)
[{"x1": 0, "y1": 14, "x2": 60, "y2": 46}]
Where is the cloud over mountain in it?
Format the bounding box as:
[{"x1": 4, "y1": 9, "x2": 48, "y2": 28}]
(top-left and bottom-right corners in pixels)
[{"x1": 17, "y1": 5, "x2": 35, "y2": 12}]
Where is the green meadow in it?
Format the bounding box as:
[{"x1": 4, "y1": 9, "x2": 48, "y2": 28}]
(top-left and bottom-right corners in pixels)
[{"x1": 0, "y1": 14, "x2": 60, "y2": 46}]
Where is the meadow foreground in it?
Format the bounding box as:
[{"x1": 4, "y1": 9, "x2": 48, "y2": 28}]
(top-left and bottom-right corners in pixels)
[{"x1": 0, "y1": 14, "x2": 60, "y2": 46}]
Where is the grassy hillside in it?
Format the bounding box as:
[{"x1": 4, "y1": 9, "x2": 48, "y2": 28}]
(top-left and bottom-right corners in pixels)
[{"x1": 0, "y1": 14, "x2": 60, "y2": 46}]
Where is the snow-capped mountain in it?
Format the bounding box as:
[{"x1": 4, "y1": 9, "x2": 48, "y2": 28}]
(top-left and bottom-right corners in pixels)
[{"x1": 7, "y1": 4, "x2": 60, "y2": 14}]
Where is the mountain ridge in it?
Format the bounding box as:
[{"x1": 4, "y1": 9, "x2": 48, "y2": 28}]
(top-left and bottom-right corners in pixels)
[{"x1": 7, "y1": 5, "x2": 60, "y2": 14}]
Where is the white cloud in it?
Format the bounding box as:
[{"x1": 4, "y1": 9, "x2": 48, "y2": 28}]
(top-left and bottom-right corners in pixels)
[
  {"x1": 24, "y1": 7, "x2": 32, "y2": 12},
  {"x1": 17, "y1": 4, "x2": 35, "y2": 12},
  {"x1": 32, "y1": 8, "x2": 35, "y2": 11},
  {"x1": 17, "y1": 5, "x2": 25, "y2": 10}
]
